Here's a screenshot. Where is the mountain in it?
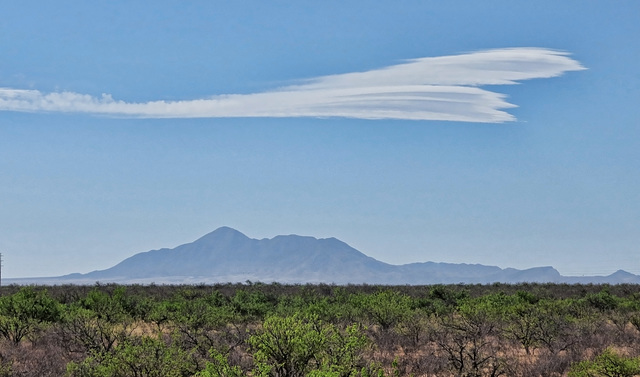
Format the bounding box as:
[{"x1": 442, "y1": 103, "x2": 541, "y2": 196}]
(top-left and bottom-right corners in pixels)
[
  {"x1": 7, "y1": 227, "x2": 640, "y2": 285},
  {"x1": 79, "y1": 226, "x2": 393, "y2": 284}
]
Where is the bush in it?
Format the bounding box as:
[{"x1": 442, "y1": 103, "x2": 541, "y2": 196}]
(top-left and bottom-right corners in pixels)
[
  {"x1": 65, "y1": 335, "x2": 197, "y2": 377},
  {"x1": 568, "y1": 348, "x2": 640, "y2": 377},
  {"x1": 0, "y1": 287, "x2": 60, "y2": 344}
]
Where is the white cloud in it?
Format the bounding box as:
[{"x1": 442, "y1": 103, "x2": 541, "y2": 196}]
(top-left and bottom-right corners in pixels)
[{"x1": 0, "y1": 48, "x2": 584, "y2": 122}]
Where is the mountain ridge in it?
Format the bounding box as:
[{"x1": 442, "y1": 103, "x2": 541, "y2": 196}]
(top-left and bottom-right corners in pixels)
[{"x1": 6, "y1": 227, "x2": 639, "y2": 285}]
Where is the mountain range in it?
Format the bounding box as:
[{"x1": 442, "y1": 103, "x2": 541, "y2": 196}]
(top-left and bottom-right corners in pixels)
[{"x1": 7, "y1": 227, "x2": 640, "y2": 285}]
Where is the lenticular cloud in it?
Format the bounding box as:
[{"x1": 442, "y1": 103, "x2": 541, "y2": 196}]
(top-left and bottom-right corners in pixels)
[{"x1": 0, "y1": 48, "x2": 584, "y2": 123}]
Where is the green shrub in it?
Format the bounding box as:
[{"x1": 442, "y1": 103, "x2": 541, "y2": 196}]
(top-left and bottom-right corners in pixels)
[{"x1": 569, "y1": 348, "x2": 640, "y2": 377}]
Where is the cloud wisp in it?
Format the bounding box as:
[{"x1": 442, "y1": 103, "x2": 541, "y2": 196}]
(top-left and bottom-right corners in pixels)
[{"x1": 0, "y1": 48, "x2": 584, "y2": 122}]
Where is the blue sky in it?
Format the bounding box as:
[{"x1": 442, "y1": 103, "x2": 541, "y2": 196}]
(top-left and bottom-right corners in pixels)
[{"x1": 1, "y1": 1, "x2": 639, "y2": 278}]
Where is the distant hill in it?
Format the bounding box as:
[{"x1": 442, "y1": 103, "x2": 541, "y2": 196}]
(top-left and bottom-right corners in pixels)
[{"x1": 7, "y1": 227, "x2": 640, "y2": 285}]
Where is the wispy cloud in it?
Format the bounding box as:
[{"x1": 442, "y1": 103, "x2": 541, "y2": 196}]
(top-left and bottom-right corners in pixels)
[{"x1": 0, "y1": 48, "x2": 584, "y2": 122}]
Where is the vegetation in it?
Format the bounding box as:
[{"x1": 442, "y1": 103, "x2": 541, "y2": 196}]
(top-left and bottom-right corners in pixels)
[{"x1": 0, "y1": 282, "x2": 639, "y2": 376}]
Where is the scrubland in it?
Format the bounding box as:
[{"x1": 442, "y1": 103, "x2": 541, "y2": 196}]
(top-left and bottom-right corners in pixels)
[{"x1": 0, "y1": 282, "x2": 639, "y2": 376}]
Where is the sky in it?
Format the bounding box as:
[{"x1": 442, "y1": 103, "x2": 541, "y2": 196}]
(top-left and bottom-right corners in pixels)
[{"x1": 1, "y1": 1, "x2": 639, "y2": 278}]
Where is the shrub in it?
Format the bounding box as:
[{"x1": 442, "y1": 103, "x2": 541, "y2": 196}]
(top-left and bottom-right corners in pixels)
[{"x1": 568, "y1": 348, "x2": 640, "y2": 377}]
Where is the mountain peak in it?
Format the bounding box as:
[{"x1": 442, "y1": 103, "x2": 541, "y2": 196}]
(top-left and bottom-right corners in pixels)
[
  {"x1": 198, "y1": 226, "x2": 248, "y2": 239},
  {"x1": 214, "y1": 226, "x2": 246, "y2": 235},
  {"x1": 609, "y1": 269, "x2": 634, "y2": 277},
  {"x1": 191, "y1": 226, "x2": 251, "y2": 248}
]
